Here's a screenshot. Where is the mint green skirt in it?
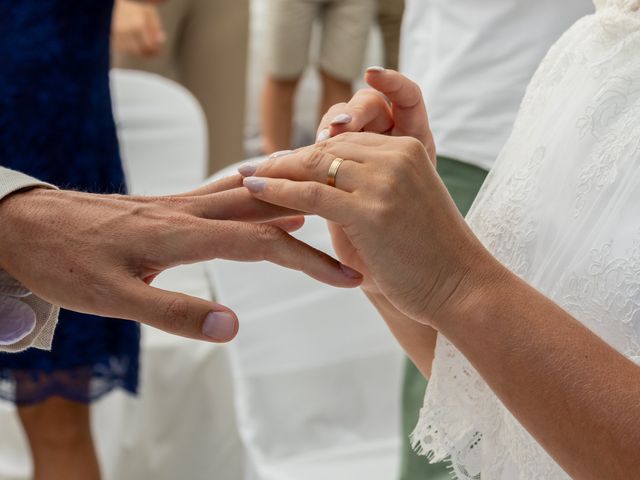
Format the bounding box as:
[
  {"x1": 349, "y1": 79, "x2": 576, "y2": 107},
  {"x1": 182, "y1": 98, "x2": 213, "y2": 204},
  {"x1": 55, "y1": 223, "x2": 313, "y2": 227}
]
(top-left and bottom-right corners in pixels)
[{"x1": 399, "y1": 156, "x2": 488, "y2": 480}]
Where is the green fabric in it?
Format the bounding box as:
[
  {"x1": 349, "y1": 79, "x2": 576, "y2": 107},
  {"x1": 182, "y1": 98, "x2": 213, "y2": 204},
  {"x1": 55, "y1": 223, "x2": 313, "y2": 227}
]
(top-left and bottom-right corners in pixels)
[{"x1": 399, "y1": 156, "x2": 488, "y2": 480}]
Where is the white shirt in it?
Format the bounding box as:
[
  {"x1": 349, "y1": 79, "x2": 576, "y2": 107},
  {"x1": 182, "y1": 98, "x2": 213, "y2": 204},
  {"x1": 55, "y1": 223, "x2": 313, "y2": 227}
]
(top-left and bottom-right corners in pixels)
[
  {"x1": 400, "y1": 0, "x2": 594, "y2": 171},
  {"x1": 413, "y1": 1, "x2": 640, "y2": 477}
]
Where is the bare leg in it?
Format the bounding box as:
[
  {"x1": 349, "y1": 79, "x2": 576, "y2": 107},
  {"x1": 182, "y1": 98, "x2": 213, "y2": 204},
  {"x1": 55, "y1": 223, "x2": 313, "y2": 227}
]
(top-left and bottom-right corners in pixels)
[
  {"x1": 18, "y1": 397, "x2": 100, "y2": 480},
  {"x1": 260, "y1": 76, "x2": 300, "y2": 154},
  {"x1": 179, "y1": 0, "x2": 250, "y2": 174},
  {"x1": 319, "y1": 69, "x2": 352, "y2": 124}
]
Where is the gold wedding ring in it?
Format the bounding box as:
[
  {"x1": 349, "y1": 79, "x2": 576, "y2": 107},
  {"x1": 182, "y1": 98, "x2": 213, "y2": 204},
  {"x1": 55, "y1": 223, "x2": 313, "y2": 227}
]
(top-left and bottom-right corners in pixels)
[{"x1": 327, "y1": 157, "x2": 345, "y2": 187}]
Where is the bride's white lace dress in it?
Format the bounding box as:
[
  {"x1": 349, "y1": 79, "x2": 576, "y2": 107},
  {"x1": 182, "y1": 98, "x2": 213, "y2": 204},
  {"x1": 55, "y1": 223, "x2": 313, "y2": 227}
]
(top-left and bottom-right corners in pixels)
[{"x1": 412, "y1": 1, "x2": 640, "y2": 478}]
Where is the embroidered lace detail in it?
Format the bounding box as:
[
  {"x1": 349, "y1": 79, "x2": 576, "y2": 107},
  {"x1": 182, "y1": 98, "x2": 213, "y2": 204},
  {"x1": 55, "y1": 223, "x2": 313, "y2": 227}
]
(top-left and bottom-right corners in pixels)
[{"x1": 413, "y1": 6, "x2": 640, "y2": 479}]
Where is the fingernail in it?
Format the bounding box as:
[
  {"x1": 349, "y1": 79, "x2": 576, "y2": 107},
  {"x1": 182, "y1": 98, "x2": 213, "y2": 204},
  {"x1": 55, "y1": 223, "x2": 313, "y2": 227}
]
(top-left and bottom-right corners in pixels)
[
  {"x1": 316, "y1": 129, "x2": 330, "y2": 143},
  {"x1": 202, "y1": 311, "x2": 237, "y2": 341},
  {"x1": 270, "y1": 149, "x2": 294, "y2": 159},
  {"x1": 366, "y1": 66, "x2": 385, "y2": 73},
  {"x1": 330, "y1": 114, "x2": 352, "y2": 125},
  {"x1": 238, "y1": 160, "x2": 262, "y2": 177},
  {"x1": 243, "y1": 177, "x2": 267, "y2": 193},
  {"x1": 340, "y1": 264, "x2": 362, "y2": 279}
]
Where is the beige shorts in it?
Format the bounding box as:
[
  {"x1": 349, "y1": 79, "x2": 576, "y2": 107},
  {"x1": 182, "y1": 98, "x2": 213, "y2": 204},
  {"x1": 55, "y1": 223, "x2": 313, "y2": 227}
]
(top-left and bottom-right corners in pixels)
[{"x1": 266, "y1": 0, "x2": 375, "y2": 82}]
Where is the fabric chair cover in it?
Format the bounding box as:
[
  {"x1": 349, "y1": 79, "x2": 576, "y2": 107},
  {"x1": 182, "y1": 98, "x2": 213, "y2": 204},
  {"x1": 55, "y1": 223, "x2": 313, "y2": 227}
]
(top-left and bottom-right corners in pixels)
[
  {"x1": 0, "y1": 70, "x2": 242, "y2": 480},
  {"x1": 205, "y1": 163, "x2": 403, "y2": 480}
]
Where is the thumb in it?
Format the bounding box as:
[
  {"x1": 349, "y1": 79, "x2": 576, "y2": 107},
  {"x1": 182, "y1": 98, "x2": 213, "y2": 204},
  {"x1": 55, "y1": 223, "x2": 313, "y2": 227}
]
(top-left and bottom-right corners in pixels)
[
  {"x1": 364, "y1": 68, "x2": 431, "y2": 146},
  {"x1": 118, "y1": 280, "x2": 239, "y2": 342}
]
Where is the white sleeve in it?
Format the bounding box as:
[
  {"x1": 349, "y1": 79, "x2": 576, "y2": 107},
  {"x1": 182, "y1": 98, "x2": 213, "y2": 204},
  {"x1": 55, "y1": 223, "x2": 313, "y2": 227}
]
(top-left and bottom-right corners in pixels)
[{"x1": 0, "y1": 167, "x2": 60, "y2": 352}]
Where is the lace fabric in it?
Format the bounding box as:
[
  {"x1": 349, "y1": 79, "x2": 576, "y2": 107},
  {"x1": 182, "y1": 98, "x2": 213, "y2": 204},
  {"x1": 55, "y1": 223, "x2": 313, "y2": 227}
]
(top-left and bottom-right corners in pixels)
[{"x1": 412, "y1": 2, "x2": 640, "y2": 478}]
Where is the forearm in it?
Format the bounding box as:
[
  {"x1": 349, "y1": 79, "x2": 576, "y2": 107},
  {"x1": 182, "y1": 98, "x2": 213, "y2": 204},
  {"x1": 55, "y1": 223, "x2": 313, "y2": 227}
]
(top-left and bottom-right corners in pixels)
[
  {"x1": 0, "y1": 168, "x2": 56, "y2": 270},
  {"x1": 365, "y1": 290, "x2": 437, "y2": 378},
  {"x1": 435, "y1": 267, "x2": 640, "y2": 479}
]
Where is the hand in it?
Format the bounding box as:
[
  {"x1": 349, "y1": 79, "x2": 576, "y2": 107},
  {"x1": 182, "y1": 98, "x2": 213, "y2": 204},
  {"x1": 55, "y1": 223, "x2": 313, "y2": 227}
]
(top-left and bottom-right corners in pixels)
[
  {"x1": 0, "y1": 177, "x2": 361, "y2": 343},
  {"x1": 239, "y1": 134, "x2": 500, "y2": 326},
  {"x1": 112, "y1": 0, "x2": 166, "y2": 57},
  {"x1": 316, "y1": 68, "x2": 436, "y2": 161},
  {"x1": 308, "y1": 69, "x2": 436, "y2": 294}
]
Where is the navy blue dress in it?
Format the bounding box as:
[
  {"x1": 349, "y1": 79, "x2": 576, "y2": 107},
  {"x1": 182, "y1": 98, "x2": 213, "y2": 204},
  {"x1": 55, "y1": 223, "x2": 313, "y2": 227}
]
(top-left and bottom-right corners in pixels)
[{"x1": 0, "y1": 0, "x2": 140, "y2": 405}]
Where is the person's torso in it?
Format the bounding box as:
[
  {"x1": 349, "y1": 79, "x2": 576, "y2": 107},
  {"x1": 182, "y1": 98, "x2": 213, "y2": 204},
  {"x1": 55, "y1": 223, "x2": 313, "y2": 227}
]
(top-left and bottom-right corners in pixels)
[
  {"x1": 0, "y1": 0, "x2": 123, "y2": 192},
  {"x1": 400, "y1": 0, "x2": 594, "y2": 170}
]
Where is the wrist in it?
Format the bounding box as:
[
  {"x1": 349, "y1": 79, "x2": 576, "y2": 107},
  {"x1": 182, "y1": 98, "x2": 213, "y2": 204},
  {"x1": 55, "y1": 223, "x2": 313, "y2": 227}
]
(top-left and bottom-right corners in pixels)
[
  {"x1": 424, "y1": 252, "x2": 514, "y2": 333},
  {"x1": 0, "y1": 187, "x2": 46, "y2": 270}
]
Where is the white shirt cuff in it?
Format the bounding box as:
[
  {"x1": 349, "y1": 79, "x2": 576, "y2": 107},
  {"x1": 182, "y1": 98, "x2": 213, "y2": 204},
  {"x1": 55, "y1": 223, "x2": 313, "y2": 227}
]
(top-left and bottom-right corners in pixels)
[{"x1": 0, "y1": 167, "x2": 60, "y2": 352}]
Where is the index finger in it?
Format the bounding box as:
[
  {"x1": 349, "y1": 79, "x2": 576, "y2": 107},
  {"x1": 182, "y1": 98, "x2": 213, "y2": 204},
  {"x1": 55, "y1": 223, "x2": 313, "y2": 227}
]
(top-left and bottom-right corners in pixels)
[{"x1": 317, "y1": 89, "x2": 394, "y2": 141}]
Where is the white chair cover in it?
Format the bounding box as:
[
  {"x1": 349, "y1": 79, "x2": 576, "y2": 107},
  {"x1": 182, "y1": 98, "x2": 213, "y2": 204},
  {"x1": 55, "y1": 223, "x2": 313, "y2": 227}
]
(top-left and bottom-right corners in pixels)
[
  {"x1": 111, "y1": 69, "x2": 208, "y2": 196},
  {"x1": 0, "y1": 70, "x2": 243, "y2": 480},
  {"x1": 205, "y1": 163, "x2": 404, "y2": 480}
]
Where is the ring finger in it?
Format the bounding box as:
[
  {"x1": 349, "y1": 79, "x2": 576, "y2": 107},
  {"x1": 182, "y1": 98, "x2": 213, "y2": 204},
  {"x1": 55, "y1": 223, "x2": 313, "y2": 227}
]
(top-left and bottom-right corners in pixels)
[{"x1": 237, "y1": 145, "x2": 364, "y2": 193}]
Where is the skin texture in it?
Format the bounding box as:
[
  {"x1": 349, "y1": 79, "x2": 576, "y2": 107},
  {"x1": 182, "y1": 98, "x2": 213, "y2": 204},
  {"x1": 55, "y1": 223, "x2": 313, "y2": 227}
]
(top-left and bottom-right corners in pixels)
[
  {"x1": 18, "y1": 399, "x2": 99, "y2": 480},
  {"x1": 238, "y1": 69, "x2": 640, "y2": 479},
  {"x1": 112, "y1": 0, "x2": 166, "y2": 57},
  {"x1": 0, "y1": 175, "x2": 361, "y2": 344}
]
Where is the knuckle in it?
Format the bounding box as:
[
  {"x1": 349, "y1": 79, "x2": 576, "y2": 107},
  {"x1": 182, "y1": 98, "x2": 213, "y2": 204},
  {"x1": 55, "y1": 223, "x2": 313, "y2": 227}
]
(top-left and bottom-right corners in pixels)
[
  {"x1": 407, "y1": 79, "x2": 423, "y2": 97},
  {"x1": 302, "y1": 146, "x2": 328, "y2": 171},
  {"x1": 252, "y1": 223, "x2": 285, "y2": 245},
  {"x1": 355, "y1": 87, "x2": 376, "y2": 99},
  {"x1": 302, "y1": 183, "x2": 323, "y2": 208},
  {"x1": 163, "y1": 297, "x2": 190, "y2": 333},
  {"x1": 159, "y1": 195, "x2": 186, "y2": 209},
  {"x1": 335, "y1": 131, "x2": 358, "y2": 143},
  {"x1": 163, "y1": 213, "x2": 189, "y2": 228},
  {"x1": 370, "y1": 200, "x2": 396, "y2": 226},
  {"x1": 328, "y1": 102, "x2": 348, "y2": 115},
  {"x1": 398, "y1": 136, "x2": 426, "y2": 165}
]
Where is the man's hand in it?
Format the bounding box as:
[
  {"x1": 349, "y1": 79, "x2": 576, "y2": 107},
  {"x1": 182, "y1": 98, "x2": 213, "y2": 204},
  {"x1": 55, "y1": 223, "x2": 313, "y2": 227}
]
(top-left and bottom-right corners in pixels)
[
  {"x1": 112, "y1": 0, "x2": 166, "y2": 57},
  {"x1": 0, "y1": 178, "x2": 361, "y2": 343}
]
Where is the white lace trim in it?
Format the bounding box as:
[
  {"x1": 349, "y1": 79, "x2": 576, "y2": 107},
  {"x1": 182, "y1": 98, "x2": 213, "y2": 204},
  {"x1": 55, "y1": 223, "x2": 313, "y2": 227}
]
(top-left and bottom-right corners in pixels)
[{"x1": 413, "y1": 6, "x2": 640, "y2": 479}]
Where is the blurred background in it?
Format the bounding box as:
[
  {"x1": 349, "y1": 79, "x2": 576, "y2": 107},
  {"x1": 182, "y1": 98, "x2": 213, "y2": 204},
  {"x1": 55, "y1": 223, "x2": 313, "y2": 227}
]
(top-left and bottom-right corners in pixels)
[{"x1": 0, "y1": 1, "x2": 405, "y2": 479}]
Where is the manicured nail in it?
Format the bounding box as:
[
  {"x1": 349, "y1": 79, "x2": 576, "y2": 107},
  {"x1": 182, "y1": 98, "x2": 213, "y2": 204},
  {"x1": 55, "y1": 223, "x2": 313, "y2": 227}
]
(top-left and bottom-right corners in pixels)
[
  {"x1": 238, "y1": 160, "x2": 263, "y2": 177},
  {"x1": 270, "y1": 150, "x2": 294, "y2": 159},
  {"x1": 316, "y1": 129, "x2": 330, "y2": 143},
  {"x1": 340, "y1": 264, "x2": 362, "y2": 279},
  {"x1": 366, "y1": 66, "x2": 385, "y2": 73},
  {"x1": 330, "y1": 114, "x2": 352, "y2": 126},
  {"x1": 202, "y1": 311, "x2": 237, "y2": 341},
  {"x1": 243, "y1": 177, "x2": 267, "y2": 193}
]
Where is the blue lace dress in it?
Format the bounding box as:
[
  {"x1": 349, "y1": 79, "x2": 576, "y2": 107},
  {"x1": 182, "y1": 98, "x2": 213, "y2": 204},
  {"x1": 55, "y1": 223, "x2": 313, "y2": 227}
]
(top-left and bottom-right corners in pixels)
[{"x1": 0, "y1": 0, "x2": 140, "y2": 405}]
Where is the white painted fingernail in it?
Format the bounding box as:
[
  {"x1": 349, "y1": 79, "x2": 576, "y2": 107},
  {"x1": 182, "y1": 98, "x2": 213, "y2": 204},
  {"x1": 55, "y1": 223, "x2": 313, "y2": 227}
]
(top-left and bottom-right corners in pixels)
[
  {"x1": 243, "y1": 177, "x2": 267, "y2": 193},
  {"x1": 316, "y1": 129, "x2": 330, "y2": 143},
  {"x1": 366, "y1": 66, "x2": 385, "y2": 73},
  {"x1": 330, "y1": 114, "x2": 352, "y2": 125},
  {"x1": 270, "y1": 150, "x2": 294, "y2": 159},
  {"x1": 202, "y1": 311, "x2": 237, "y2": 341},
  {"x1": 238, "y1": 160, "x2": 263, "y2": 177}
]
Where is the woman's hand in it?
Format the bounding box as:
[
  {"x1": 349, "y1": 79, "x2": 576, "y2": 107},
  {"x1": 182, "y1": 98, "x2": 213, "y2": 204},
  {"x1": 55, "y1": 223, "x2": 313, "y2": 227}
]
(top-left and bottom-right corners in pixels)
[
  {"x1": 303, "y1": 69, "x2": 437, "y2": 294},
  {"x1": 0, "y1": 176, "x2": 361, "y2": 343},
  {"x1": 316, "y1": 68, "x2": 436, "y2": 161},
  {"x1": 239, "y1": 133, "x2": 501, "y2": 326},
  {"x1": 112, "y1": 0, "x2": 166, "y2": 57}
]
